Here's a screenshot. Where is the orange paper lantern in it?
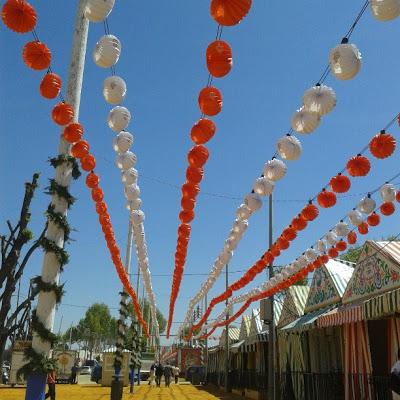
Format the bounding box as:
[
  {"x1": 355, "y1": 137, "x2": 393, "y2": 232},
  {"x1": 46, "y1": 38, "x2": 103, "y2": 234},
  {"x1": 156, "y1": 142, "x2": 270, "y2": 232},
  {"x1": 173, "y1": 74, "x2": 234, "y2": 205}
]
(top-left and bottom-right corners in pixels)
[
  {"x1": 282, "y1": 227, "x2": 297, "y2": 241},
  {"x1": 198, "y1": 87, "x2": 222, "y2": 116},
  {"x1": 40, "y1": 73, "x2": 62, "y2": 99},
  {"x1": 317, "y1": 189, "x2": 337, "y2": 208},
  {"x1": 367, "y1": 212, "x2": 380, "y2": 226},
  {"x1": 330, "y1": 174, "x2": 351, "y2": 193},
  {"x1": 181, "y1": 197, "x2": 195, "y2": 211},
  {"x1": 81, "y1": 154, "x2": 96, "y2": 171},
  {"x1": 380, "y1": 201, "x2": 395, "y2": 216},
  {"x1": 369, "y1": 131, "x2": 396, "y2": 159},
  {"x1": 63, "y1": 123, "x2": 83, "y2": 144},
  {"x1": 91, "y1": 187, "x2": 104, "y2": 203},
  {"x1": 396, "y1": 192, "x2": 400, "y2": 203},
  {"x1": 86, "y1": 172, "x2": 99, "y2": 189},
  {"x1": 188, "y1": 145, "x2": 209, "y2": 168},
  {"x1": 277, "y1": 237, "x2": 290, "y2": 250},
  {"x1": 206, "y1": 40, "x2": 233, "y2": 78},
  {"x1": 22, "y1": 40, "x2": 51, "y2": 70},
  {"x1": 178, "y1": 223, "x2": 191, "y2": 237},
  {"x1": 328, "y1": 247, "x2": 339, "y2": 258},
  {"x1": 52, "y1": 102, "x2": 74, "y2": 126},
  {"x1": 270, "y1": 245, "x2": 280, "y2": 257},
  {"x1": 191, "y1": 118, "x2": 216, "y2": 144},
  {"x1": 347, "y1": 231, "x2": 357, "y2": 245},
  {"x1": 2, "y1": 0, "x2": 36, "y2": 33},
  {"x1": 320, "y1": 254, "x2": 329, "y2": 264},
  {"x1": 292, "y1": 216, "x2": 307, "y2": 231},
  {"x1": 210, "y1": 0, "x2": 252, "y2": 26},
  {"x1": 182, "y1": 182, "x2": 200, "y2": 199},
  {"x1": 186, "y1": 166, "x2": 204, "y2": 184},
  {"x1": 96, "y1": 202, "x2": 107, "y2": 215},
  {"x1": 346, "y1": 155, "x2": 371, "y2": 177},
  {"x1": 71, "y1": 140, "x2": 89, "y2": 159},
  {"x1": 358, "y1": 222, "x2": 369, "y2": 235},
  {"x1": 336, "y1": 240, "x2": 347, "y2": 252},
  {"x1": 179, "y1": 210, "x2": 195, "y2": 223},
  {"x1": 301, "y1": 203, "x2": 319, "y2": 221}
]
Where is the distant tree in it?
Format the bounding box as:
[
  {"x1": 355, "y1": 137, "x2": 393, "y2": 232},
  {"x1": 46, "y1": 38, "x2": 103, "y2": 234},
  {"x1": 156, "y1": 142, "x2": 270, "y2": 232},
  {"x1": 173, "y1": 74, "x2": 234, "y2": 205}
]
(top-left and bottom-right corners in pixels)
[
  {"x1": 0, "y1": 173, "x2": 47, "y2": 363},
  {"x1": 127, "y1": 299, "x2": 166, "y2": 335}
]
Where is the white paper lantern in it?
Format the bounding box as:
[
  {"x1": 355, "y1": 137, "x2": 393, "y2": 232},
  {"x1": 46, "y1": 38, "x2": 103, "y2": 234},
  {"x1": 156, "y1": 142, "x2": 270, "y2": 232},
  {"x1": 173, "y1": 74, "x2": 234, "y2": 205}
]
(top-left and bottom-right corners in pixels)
[
  {"x1": 245, "y1": 193, "x2": 262, "y2": 212},
  {"x1": 357, "y1": 196, "x2": 376, "y2": 214},
  {"x1": 84, "y1": 0, "x2": 115, "y2": 22},
  {"x1": 380, "y1": 183, "x2": 396, "y2": 202},
  {"x1": 122, "y1": 168, "x2": 138, "y2": 185},
  {"x1": 93, "y1": 35, "x2": 121, "y2": 68},
  {"x1": 303, "y1": 84, "x2": 337, "y2": 116},
  {"x1": 127, "y1": 198, "x2": 142, "y2": 211},
  {"x1": 113, "y1": 131, "x2": 133, "y2": 153},
  {"x1": 329, "y1": 42, "x2": 361, "y2": 80},
  {"x1": 125, "y1": 184, "x2": 140, "y2": 201},
  {"x1": 348, "y1": 209, "x2": 363, "y2": 227},
  {"x1": 370, "y1": 0, "x2": 400, "y2": 20},
  {"x1": 326, "y1": 232, "x2": 338, "y2": 246},
  {"x1": 237, "y1": 204, "x2": 252, "y2": 220},
  {"x1": 316, "y1": 240, "x2": 327, "y2": 253},
  {"x1": 297, "y1": 255, "x2": 308, "y2": 268},
  {"x1": 103, "y1": 76, "x2": 126, "y2": 104},
  {"x1": 116, "y1": 151, "x2": 136, "y2": 170},
  {"x1": 220, "y1": 250, "x2": 233, "y2": 265},
  {"x1": 108, "y1": 106, "x2": 131, "y2": 132},
  {"x1": 253, "y1": 177, "x2": 275, "y2": 196},
  {"x1": 277, "y1": 135, "x2": 302, "y2": 161},
  {"x1": 232, "y1": 220, "x2": 248, "y2": 234},
  {"x1": 263, "y1": 158, "x2": 287, "y2": 181},
  {"x1": 305, "y1": 248, "x2": 318, "y2": 262},
  {"x1": 335, "y1": 221, "x2": 350, "y2": 237},
  {"x1": 131, "y1": 210, "x2": 145, "y2": 225},
  {"x1": 290, "y1": 107, "x2": 320, "y2": 134}
]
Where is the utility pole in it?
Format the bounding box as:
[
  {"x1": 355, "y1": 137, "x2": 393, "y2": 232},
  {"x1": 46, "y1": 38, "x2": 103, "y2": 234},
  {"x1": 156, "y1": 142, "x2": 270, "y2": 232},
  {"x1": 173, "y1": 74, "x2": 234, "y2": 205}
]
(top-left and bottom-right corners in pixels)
[
  {"x1": 224, "y1": 263, "x2": 230, "y2": 393},
  {"x1": 267, "y1": 193, "x2": 275, "y2": 400},
  {"x1": 26, "y1": 2, "x2": 89, "y2": 399},
  {"x1": 111, "y1": 220, "x2": 134, "y2": 400}
]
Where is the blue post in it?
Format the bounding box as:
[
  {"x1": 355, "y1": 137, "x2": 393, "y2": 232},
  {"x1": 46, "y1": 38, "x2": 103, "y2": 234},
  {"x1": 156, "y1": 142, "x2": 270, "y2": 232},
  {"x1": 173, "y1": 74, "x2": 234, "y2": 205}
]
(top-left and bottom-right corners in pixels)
[
  {"x1": 25, "y1": 374, "x2": 46, "y2": 400},
  {"x1": 137, "y1": 368, "x2": 141, "y2": 386}
]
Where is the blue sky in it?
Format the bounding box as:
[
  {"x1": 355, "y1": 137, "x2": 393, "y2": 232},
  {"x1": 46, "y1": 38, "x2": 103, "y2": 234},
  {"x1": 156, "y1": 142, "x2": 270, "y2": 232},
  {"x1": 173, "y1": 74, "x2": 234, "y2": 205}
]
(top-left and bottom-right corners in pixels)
[{"x1": 1, "y1": 1, "x2": 400, "y2": 346}]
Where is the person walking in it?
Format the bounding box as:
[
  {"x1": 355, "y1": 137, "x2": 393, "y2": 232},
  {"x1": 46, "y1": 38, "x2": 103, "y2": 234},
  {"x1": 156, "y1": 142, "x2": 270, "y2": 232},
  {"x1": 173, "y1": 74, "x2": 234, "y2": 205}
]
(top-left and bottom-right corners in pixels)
[
  {"x1": 164, "y1": 363, "x2": 172, "y2": 387},
  {"x1": 391, "y1": 349, "x2": 400, "y2": 399},
  {"x1": 148, "y1": 363, "x2": 155, "y2": 386},
  {"x1": 173, "y1": 365, "x2": 180, "y2": 384},
  {"x1": 70, "y1": 363, "x2": 78, "y2": 384},
  {"x1": 45, "y1": 369, "x2": 56, "y2": 400},
  {"x1": 155, "y1": 363, "x2": 164, "y2": 387}
]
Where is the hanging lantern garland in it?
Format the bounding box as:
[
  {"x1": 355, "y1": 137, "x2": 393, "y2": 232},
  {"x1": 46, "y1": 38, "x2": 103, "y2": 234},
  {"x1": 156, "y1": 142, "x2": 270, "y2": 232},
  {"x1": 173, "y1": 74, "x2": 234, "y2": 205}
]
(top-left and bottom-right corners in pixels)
[
  {"x1": 87, "y1": 6, "x2": 160, "y2": 340},
  {"x1": 199, "y1": 178, "x2": 400, "y2": 338},
  {"x1": 180, "y1": 0, "x2": 399, "y2": 338},
  {"x1": 184, "y1": 119, "x2": 398, "y2": 338},
  {"x1": 166, "y1": 0, "x2": 253, "y2": 338}
]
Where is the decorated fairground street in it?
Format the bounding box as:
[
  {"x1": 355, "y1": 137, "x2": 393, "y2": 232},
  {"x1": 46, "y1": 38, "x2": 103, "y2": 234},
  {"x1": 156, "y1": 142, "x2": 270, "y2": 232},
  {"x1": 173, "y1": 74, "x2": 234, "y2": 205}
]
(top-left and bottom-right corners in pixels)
[{"x1": 3, "y1": 1, "x2": 400, "y2": 400}]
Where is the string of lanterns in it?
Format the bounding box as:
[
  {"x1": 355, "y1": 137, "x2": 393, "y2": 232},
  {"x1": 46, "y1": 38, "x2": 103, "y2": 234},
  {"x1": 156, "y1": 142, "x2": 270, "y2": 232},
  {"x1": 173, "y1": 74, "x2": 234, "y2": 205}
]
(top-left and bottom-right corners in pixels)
[
  {"x1": 185, "y1": 118, "x2": 398, "y2": 338},
  {"x1": 180, "y1": 1, "x2": 400, "y2": 337},
  {"x1": 2, "y1": 0, "x2": 149, "y2": 336},
  {"x1": 166, "y1": 0, "x2": 253, "y2": 338},
  {"x1": 198, "y1": 175, "x2": 400, "y2": 339},
  {"x1": 86, "y1": 0, "x2": 160, "y2": 339}
]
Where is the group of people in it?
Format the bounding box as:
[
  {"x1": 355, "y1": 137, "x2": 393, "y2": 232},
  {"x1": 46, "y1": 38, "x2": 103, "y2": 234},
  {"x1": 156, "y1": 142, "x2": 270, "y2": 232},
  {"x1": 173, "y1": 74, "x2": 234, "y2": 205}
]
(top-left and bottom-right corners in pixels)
[{"x1": 149, "y1": 362, "x2": 179, "y2": 387}]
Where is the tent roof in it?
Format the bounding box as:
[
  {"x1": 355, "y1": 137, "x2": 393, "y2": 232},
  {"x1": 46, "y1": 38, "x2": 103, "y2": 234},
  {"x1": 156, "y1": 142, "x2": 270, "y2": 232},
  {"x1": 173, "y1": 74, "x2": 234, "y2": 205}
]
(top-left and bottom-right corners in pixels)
[{"x1": 277, "y1": 285, "x2": 309, "y2": 328}]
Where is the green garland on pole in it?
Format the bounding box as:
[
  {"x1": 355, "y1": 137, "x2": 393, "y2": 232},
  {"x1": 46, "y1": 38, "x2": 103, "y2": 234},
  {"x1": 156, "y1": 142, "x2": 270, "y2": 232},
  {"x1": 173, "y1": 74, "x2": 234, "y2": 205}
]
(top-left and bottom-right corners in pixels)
[
  {"x1": 31, "y1": 276, "x2": 65, "y2": 304},
  {"x1": 45, "y1": 179, "x2": 76, "y2": 208},
  {"x1": 40, "y1": 237, "x2": 69, "y2": 271},
  {"x1": 18, "y1": 347, "x2": 58, "y2": 379},
  {"x1": 31, "y1": 310, "x2": 58, "y2": 347},
  {"x1": 49, "y1": 155, "x2": 81, "y2": 180},
  {"x1": 45, "y1": 204, "x2": 71, "y2": 242}
]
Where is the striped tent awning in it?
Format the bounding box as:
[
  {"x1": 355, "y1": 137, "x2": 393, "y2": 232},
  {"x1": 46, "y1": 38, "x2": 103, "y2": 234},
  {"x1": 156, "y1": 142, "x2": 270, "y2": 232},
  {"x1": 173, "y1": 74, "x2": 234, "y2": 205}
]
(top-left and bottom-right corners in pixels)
[
  {"x1": 317, "y1": 305, "x2": 363, "y2": 328},
  {"x1": 280, "y1": 306, "x2": 334, "y2": 333},
  {"x1": 364, "y1": 286, "x2": 400, "y2": 320}
]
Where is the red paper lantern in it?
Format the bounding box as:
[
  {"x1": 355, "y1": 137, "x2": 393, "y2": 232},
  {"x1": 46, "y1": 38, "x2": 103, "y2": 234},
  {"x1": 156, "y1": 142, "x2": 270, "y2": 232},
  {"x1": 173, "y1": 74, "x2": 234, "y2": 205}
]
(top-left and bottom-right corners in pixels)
[
  {"x1": 270, "y1": 245, "x2": 280, "y2": 257},
  {"x1": 178, "y1": 223, "x2": 191, "y2": 237},
  {"x1": 81, "y1": 154, "x2": 96, "y2": 171},
  {"x1": 186, "y1": 166, "x2": 204, "y2": 184},
  {"x1": 71, "y1": 140, "x2": 89, "y2": 159},
  {"x1": 282, "y1": 227, "x2": 297, "y2": 241},
  {"x1": 336, "y1": 240, "x2": 347, "y2": 252},
  {"x1": 301, "y1": 203, "x2": 319, "y2": 221},
  {"x1": 22, "y1": 41, "x2": 51, "y2": 70},
  {"x1": 91, "y1": 187, "x2": 104, "y2": 203},
  {"x1": 40, "y1": 73, "x2": 62, "y2": 99},
  {"x1": 99, "y1": 214, "x2": 110, "y2": 227},
  {"x1": 369, "y1": 131, "x2": 396, "y2": 159},
  {"x1": 52, "y1": 102, "x2": 74, "y2": 126},
  {"x1": 210, "y1": 0, "x2": 252, "y2": 26},
  {"x1": 292, "y1": 216, "x2": 307, "y2": 231},
  {"x1": 181, "y1": 197, "x2": 195, "y2": 211},
  {"x1": 358, "y1": 222, "x2": 369, "y2": 235},
  {"x1": 346, "y1": 155, "x2": 371, "y2": 177},
  {"x1": 198, "y1": 87, "x2": 222, "y2": 116},
  {"x1": 328, "y1": 247, "x2": 339, "y2": 258},
  {"x1": 262, "y1": 251, "x2": 274, "y2": 265},
  {"x1": 347, "y1": 231, "x2": 357, "y2": 245},
  {"x1": 63, "y1": 123, "x2": 83, "y2": 144},
  {"x1": 179, "y1": 210, "x2": 195, "y2": 223},
  {"x1": 188, "y1": 145, "x2": 209, "y2": 168},
  {"x1": 330, "y1": 174, "x2": 351, "y2": 193},
  {"x1": 317, "y1": 189, "x2": 337, "y2": 208},
  {"x1": 320, "y1": 254, "x2": 329, "y2": 264},
  {"x1": 206, "y1": 40, "x2": 233, "y2": 78},
  {"x1": 380, "y1": 201, "x2": 395, "y2": 216},
  {"x1": 367, "y1": 212, "x2": 380, "y2": 227},
  {"x1": 191, "y1": 118, "x2": 216, "y2": 144},
  {"x1": 277, "y1": 237, "x2": 290, "y2": 250},
  {"x1": 96, "y1": 202, "x2": 107, "y2": 215},
  {"x1": 2, "y1": 0, "x2": 37, "y2": 33},
  {"x1": 396, "y1": 192, "x2": 400, "y2": 203},
  {"x1": 182, "y1": 182, "x2": 200, "y2": 199},
  {"x1": 86, "y1": 172, "x2": 99, "y2": 189}
]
